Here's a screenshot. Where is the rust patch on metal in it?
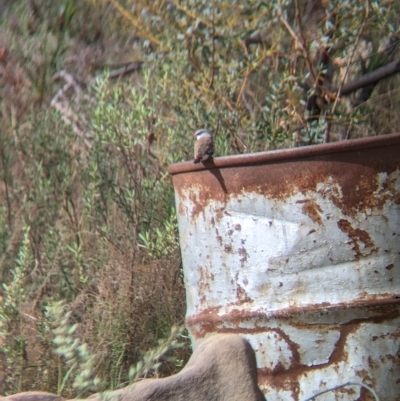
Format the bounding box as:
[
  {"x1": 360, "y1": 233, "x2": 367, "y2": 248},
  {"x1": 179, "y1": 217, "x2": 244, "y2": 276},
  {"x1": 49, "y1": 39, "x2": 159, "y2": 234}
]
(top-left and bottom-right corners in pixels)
[
  {"x1": 189, "y1": 304, "x2": 400, "y2": 401},
  {"x1": 257, "y1": 328, "x2": 302, "y2": 400},
  {"x1": 271, "y1": 328, "x2": 301, "y2": 373},
  {"x1": 173, "y1": 134, "x2": 400, "y2": 400},
  {"x1": 188, "y1": 189, "x2": 213, "y2": 219},
  {"x1": 224, "y1": 243, "x2": 233, "y2": 253},
  {"x1": 337, "y1": 219, "x2": 378, "y2": 258},
  {"x1": 169, "y1": 134, "x2": 400, "y2": 175},
  {"x1": 186, "y1": 298, "x2": 400, "y2": 338},
  {"x1": 215, "y1": 228, "x2": 223, "y2": 246},
  {"x1": 178, "y1": 202, "x2": 186, "y2": 216},
  {"x1": 335, "y1": 387, "x2": 358, "y2": 399},
  {"x1": 367, "y1": 356, "x2": 380, "y2": 370},
  {"x1": 236, "y1": 284, "x2": 252, "y2": 303},
  {"x1": 197, "y1": 265, "x2": 213, "y2": 302},
  {"x1": 296, "y1": 199, "x2": 324, "y2": 225},
  {"x1": 172, "y1": 138, "x2": 400, "y2": 220},
  {"x1": 354, "y1": 369, "x2": 377, "y2": 388},
  {"x1": 238, "y1": 246, "x2": 249, "y2": 267},
  {"x1": 255, "y1": 320, "x2": 367, "y2": 400}
]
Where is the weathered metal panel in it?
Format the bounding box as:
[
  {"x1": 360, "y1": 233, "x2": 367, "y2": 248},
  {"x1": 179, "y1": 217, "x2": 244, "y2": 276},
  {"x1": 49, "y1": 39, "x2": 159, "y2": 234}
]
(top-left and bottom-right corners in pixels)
[{"x1": 168, "y1": 134, "x2": 400, "y2": 401}]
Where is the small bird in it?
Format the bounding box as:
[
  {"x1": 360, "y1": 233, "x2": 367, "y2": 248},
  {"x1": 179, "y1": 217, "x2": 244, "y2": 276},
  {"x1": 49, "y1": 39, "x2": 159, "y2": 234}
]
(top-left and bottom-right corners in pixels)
[{"x1": 193, "y1": 129, "x2": 214, "y2": 164}]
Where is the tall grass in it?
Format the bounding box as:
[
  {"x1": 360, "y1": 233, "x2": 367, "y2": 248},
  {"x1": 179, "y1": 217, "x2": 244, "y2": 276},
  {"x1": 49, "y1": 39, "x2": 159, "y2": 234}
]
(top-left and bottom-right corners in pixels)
[{"x1": 1, "y1": 0, "x2": 399, "y2": 396}]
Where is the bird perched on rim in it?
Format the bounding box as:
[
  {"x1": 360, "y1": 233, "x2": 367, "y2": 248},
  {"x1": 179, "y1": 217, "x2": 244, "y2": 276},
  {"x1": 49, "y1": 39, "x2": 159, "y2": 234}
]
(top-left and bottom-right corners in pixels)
[{"x1": 193, "y1": 129, "x2": 214, "y2": 164}]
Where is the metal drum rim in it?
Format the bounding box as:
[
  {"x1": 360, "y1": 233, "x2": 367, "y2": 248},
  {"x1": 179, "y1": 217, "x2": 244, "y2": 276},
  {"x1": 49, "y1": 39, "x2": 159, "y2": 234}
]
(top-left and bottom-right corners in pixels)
[{"x1": 168, "y1": 132, "x2": 400, "y2": 175}]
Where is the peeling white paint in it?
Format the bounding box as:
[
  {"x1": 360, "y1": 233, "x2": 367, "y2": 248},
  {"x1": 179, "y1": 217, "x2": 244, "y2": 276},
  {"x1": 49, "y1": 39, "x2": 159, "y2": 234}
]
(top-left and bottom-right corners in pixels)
[{"x1": 172, "y1": 148, "x2": 400, "y2": 401}]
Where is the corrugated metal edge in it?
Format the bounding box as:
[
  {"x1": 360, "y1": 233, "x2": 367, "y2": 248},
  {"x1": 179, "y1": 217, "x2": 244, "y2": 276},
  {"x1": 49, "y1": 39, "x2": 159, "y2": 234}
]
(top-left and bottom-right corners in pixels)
[
  {"x1": 168, "y1": 133, "x2": 400, "y2": 175},
  {"x1": 186, "y1": 296, "x2": 400, "y2": 327}
]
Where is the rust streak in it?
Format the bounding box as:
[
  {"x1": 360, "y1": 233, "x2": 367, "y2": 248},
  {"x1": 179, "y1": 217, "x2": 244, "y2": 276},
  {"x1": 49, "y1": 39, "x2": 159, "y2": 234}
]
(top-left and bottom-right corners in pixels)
[
  {"x1": 297, "y1": 199, "x2": 324, "y2": 225},
  {"x1": 172, "y1": 140, "x2": 400, "y2": 220},
  {"x1": 337, "y1": 219, "x2": 378, "y2": 259},
  {"x1": 186, "y1": 297, "x2": 400, "y2": 331},
  {"x1": 238, "y1": 246, "x2": 249, "y2": 267},
  {"x1": 190, "y1": 307, "x2": 400, "y2": 401}
]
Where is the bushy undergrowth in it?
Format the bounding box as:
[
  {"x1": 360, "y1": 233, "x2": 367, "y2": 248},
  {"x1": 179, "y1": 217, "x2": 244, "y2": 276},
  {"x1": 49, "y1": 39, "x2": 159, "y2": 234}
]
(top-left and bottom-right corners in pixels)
[
  {"x1": 104, "y1": 0, "x2": 400, "y2": 147},
  {"x1": 1, "y1": 0, "x2": 399, "y2": 397},
  {"x1": 0, "y1": 3, "x2": 189, "y2": 394},
  {"x1": 0, "y1": 91, "x2": 188, "y2": 396}
]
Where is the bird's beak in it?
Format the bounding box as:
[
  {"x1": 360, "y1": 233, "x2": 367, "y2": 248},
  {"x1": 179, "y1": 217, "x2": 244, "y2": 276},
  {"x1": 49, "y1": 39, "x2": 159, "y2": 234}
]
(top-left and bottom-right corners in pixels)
[{"x1": 193, "y1": 133, "x2": 197, "y2": 138}]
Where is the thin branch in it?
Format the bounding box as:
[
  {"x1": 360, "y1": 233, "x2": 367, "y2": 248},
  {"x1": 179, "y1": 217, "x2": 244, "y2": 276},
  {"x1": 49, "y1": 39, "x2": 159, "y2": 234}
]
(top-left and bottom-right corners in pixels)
[
  {"x1": 170, "y1": 0, "x2": 212, "y2": 28},
  {"x1": 107, "y1": 62, "x2": 143, "y2": 79},
  {"x1": 0, "y1": 142, "x2": 12, "y2": 228},
  {"x1": 331, "y1": 0, "x2": 369, "y2": 114},
  {"x1": 323, "y1": 118, "x2": 331, "y2": 143},
  {"x1": 294, "y1": 0, "x2": 313, "y2": 76},
  {"x1": 209, "y1": 0, "x2": 216, "y2": 89},
  {"x1": 109, "y1": 0, "x2": 160, "y2": 47},
  {"x1": 338, "y1": 58, "x2": 400, "y2": 97},
  {"x1": 31, "y1": 241, "x2": 62, "y2": 313},
  {"x1": 278, "y1": 1, "x2": 316, "y2": 81},
  {"x1": 236, "y1": 68, "x2": 250, "y2": 108},
  {"x1": 334, "y1": 59, "x2": 400, "y2": 97}
]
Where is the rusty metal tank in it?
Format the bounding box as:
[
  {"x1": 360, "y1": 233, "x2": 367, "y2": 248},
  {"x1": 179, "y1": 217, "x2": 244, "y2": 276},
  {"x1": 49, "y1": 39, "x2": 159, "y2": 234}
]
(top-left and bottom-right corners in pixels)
[{"x1": 168, "y1": 134, "x2": 400, "y2": 401}]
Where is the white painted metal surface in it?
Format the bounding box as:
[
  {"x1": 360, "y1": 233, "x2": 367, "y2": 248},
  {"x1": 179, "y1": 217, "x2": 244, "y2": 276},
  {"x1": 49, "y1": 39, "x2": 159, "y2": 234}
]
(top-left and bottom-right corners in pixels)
[{"x1": 169, "y1": 134, "x2": 400, "y2": 401}]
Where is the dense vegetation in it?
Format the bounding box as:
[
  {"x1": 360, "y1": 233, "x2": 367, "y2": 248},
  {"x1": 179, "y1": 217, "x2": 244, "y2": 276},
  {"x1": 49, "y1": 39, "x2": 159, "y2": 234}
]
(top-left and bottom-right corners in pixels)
[{"x1": 0, "y1": 0, "x2": 399, "y2": 397}]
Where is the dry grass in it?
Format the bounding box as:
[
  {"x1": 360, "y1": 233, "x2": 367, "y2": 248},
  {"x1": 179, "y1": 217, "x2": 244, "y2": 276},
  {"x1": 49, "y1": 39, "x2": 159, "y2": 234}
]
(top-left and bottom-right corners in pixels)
[{"x1": 1, "y1": 0, "x2": 400, "y2": 397}]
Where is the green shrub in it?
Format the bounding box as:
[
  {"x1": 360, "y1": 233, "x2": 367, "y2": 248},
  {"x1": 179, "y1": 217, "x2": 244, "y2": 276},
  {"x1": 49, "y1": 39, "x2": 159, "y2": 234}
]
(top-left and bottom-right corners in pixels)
[{"x1": 1, "y1": 0, "x2": 399, "y2": 397}]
